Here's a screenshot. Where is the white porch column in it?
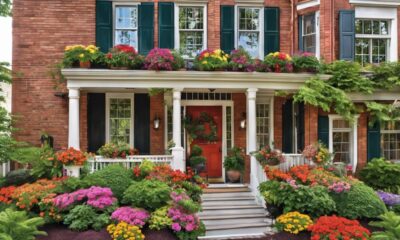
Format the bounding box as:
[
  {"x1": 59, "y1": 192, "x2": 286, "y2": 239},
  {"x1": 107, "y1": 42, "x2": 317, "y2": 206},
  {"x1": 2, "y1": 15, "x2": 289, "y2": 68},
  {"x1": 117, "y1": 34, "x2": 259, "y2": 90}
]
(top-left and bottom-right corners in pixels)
[
  {"x1": 247, "y1": 88, "x2": 258, "y2": 192},
  {"x1": 68, "y1": 88, "x2": 80, "y2": 150},
  {"x1": 171, "y1": 88, "x2": 185, "y2": 171}
]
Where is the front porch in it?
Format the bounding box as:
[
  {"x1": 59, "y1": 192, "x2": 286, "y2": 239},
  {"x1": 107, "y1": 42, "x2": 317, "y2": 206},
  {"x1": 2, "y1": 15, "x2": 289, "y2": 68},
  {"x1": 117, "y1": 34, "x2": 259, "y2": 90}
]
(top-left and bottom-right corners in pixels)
[{"x1": 62, "y1": 69, "x2": 327, "y2": 193}]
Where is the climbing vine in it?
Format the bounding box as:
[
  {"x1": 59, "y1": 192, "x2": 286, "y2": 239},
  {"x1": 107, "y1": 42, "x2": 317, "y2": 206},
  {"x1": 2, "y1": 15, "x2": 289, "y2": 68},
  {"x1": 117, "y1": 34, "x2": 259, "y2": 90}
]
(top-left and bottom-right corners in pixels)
[{"x1": 366, "y1": 101, "x2": 400, "y2": 126}]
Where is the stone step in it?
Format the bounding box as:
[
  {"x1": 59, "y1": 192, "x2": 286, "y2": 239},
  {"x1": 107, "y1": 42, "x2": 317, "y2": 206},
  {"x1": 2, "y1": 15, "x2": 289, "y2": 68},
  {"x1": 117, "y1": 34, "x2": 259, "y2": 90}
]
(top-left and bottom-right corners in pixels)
[
  {"x1": 204, "y1": 224, "x2": 269, "y2": 238},
  {"x1": 204, "y1": 187, "x2": 251, "y2": 193},
  {"x1": 199, "y1": 207, "x2": 266, "y2": 216},
  {"x1": 199, "y1": 213, "x2": 267, "y2": 220},
  {"x1": 201, "y1": 195, "x2": 255, "y2": 201},
  {"x1": 203, "y1": 216, "x2": 268, "y2": 226},
  {"x1": 202, "y1": 192, "x2": 254, "y2": 199},
  {"x1": 206, "y1": 222, "x2": 269, "y2": 231},
  {"x1": 202, "y1": 199, "x2": 257, "y2": 206}
]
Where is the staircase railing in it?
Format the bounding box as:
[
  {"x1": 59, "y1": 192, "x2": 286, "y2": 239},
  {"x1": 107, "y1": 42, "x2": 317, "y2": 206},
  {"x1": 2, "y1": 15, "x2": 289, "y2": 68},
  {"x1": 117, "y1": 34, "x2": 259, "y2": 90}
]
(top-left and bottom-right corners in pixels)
[{"x1": 0, "y1": 161, "x2": 10, "y2": 177}]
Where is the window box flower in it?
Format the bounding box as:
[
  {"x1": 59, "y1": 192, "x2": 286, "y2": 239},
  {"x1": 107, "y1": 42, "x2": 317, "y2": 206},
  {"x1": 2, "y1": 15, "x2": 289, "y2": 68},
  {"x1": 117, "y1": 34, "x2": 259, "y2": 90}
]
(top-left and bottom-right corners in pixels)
[
  {"x1": 264, "y1": 52, "x2": 293, "y2": 73},
  {"x1": 97, "y1": 143, "x2": 139, "y2": 159},
  {"x1": 105, "y1": 44, "x2": 144, "y2": 70},
  {"x1": 63, "y1": 45, "x2": 100, "y2": 68},
  {"x1": 293, "y1": 52, "x2": 320, "y2": 73},
  {"x1": 194, "y1": 49, "x2": 229, "y2": 71},
  {"x1": 228, "y1": 48, "x2": 255, "y2": 72},
  {"x1": 252, "y1": 145, "x2": 285, "y2": 167},
  {"x1": 144, "y1": 48, "x2": 184, "y2": 71}
]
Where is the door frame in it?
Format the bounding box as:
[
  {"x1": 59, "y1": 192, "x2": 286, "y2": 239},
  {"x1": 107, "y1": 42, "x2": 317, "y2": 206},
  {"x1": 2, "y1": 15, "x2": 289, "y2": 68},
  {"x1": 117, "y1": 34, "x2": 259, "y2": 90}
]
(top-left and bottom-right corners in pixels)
[{"x1": 182, "y1": 100, "x2": 234, "y2": 183}]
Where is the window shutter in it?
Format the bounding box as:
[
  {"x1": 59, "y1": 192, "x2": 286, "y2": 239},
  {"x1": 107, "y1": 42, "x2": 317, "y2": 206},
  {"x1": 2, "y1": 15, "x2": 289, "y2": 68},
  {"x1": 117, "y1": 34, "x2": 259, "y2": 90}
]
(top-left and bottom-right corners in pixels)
[
  {"x1": 139, "y1": 2, "x2": 154, "y2": 55},
  {"x1": 339, "y1": 10, "x2": 355, "y2": 61},
  {"x1": 158, "y1": 2, "x2": 174, "y2": 49},
  {"x1": 296, "y1": 102, "x2": 305, "y2": 151},
  {"x1": 282, "y1": 100, "x2": 293, "y2": 153},
  {"x1": 367, "y1": 120, "x2": 381, "y2": 161},
  {"x1": 264, "y1": 7, "x2": 280, "y2": 56},
  {"x1": 318, "y1": 116, "x2": 329, "y2": 146},
  {"x1": 134, "y1": 94, "x2": 150, "y2": 154},
  {"x1": 220, "y1": 6, "x2": 234, "y2": 54},
  {"x1": 96, "y1": 1, "x2": 112, "y2": 52},
  {"x1": 88, "y1": 93, "x2": 106, "y2": 153},
  {"x1": 298, "y1": 15, "x2": 303, "y2": 52}
]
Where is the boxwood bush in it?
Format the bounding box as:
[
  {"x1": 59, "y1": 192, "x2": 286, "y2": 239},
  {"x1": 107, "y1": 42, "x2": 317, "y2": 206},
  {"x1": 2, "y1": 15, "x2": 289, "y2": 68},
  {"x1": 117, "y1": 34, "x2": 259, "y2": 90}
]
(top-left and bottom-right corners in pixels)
[
  {"x1": 331, "y1": 182, "x2": 387, "y2": 219},
  {"x1": 122, "y1": 180, "x2": 171, "y2": 211},
  {"x1": 360, "y1": 158, "x2": 400, "y2": 194},
  {"x1": 82, "y1": 164, "x2": 133, "y2": 200}
]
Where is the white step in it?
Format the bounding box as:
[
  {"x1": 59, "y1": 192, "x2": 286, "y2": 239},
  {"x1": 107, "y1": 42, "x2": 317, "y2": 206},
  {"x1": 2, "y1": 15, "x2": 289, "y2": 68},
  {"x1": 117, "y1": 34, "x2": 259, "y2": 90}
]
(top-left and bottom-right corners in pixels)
[
  {"x1": 199, "y1": 207, "x2": 266, "y2": 216},
  {"x1": 202, "y1": 196, "x2": 254, "y2": 201},
  {"x1": 202, "y1": 199, "x2": 257, "y2": 206},
  {"x1": 203, "y1": 216, "x2": 267, "y2": 226},
  {"x1": 200, "y1": 213, "x2": 267, "y2": 220},
  {"x1": 205, "y1": 226, "x2": 268, "y2": 238}
]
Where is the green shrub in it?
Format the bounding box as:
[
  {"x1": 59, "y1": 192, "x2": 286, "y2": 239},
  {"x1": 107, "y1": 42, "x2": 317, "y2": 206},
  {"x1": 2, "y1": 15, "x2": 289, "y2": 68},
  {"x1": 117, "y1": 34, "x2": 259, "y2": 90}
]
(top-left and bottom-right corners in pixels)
[
  {"x1": 0, "y1": 208, "x2": 47, "y2": 240},
  {"x1": 180, "y1": 181, "x2": 203, "y2": 203},
  {"x1": 393, "y1": 205, "x2": 400, "y2": 215},
  {"x1": 331, "y1": 182, "x2": 387, "y2": 219},
  {"x1": 82, "y1": 164, "x2": 133, "y2": 200},
  {"x1": 55, "y1": 177, "x2": 84, "y2": 193},
  {"x1": 259, "y1": 180, "x2": 281, "y2": 205},
  {"x1": 175, "y1": 221, "x2": 206, "y2": 240},
  {"x1": 63, "y1": 205, "x2": 110, "y2": 231},
  {"x1": 4, "y1": 169, "x2": 34, "y2": 186},
  {"x1": 369, "y1": 211, "x2": 400, "y2": 240},
  {"x1": 122, "y1": 180, "x2": 171, "y2": 211},
  {"x1": 360, "y1": 158, "x2": 400, "y2": 194}
]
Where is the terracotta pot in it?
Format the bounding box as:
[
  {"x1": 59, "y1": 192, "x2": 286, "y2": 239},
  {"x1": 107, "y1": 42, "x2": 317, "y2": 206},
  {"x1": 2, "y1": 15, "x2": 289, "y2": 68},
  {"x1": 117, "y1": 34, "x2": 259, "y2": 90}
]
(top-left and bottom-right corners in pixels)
[
  {"x1": 79, "y1": 61, "x2": 91, "y2": 68},
  {"x1": 227, "y1": 170, "x2": 241, "y2": 183}
]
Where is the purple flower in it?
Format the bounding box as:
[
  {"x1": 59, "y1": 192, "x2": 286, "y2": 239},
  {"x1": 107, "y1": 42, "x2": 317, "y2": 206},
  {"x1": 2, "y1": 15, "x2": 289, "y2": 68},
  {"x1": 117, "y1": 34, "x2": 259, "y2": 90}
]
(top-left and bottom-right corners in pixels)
[
  {"x1": 377, "y1": 191, "x2": 400, "y2": 206},
  {"x1": 172, "y1": 223, "x2": 182, "y2": 231},
  {"x1": 111, "y1": 207, "x2": 150, "y2": 227}
]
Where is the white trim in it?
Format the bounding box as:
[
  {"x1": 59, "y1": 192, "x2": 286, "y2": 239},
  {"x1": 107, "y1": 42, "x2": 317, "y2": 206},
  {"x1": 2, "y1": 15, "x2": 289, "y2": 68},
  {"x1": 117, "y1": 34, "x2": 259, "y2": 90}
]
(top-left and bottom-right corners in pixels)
[
  {"x1": 296, "y1": 0, "x2": 320, "y2": 10},
  {"x1": 350, "y1": 0, "x2": 400, "y2": 7},
  {"x1": 328, "y1": 115, "x2": 359, "y2": 173},
  {"x1": 112, "y1": 2, "x2": 140, "y2": 49},
  {"x1": 105, "y1": 93, "x2": 135, "y2": 148},
  {"x1": 355, "y1": 6, "x2": 398, "y2": 62},
  {"x1": 300, "y1": 12, "x2": 320, "y2": 59},
  {"x1": 174, "y1": 3, "x2": 208, "y2": 59},
  {"x1": 234, "y1": 5, "x2": 264, "y2": 59}
]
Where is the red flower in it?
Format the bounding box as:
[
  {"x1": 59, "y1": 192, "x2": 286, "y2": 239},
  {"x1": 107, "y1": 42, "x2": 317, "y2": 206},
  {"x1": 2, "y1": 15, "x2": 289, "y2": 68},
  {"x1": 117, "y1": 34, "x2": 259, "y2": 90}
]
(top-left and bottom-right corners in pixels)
[{"x1": 106, "y1": 53, "x2": 113, "y2": 59}]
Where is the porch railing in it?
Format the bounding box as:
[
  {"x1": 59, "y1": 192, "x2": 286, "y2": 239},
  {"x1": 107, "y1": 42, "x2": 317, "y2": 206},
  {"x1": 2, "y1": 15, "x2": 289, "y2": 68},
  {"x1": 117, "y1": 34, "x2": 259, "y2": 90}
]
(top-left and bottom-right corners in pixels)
[
  {"x1": 0, "y1": 161, "x2": 10, "y2": 177},
  {"x1": 88, "y1": 155, "x2": 174, "y2": 173}
]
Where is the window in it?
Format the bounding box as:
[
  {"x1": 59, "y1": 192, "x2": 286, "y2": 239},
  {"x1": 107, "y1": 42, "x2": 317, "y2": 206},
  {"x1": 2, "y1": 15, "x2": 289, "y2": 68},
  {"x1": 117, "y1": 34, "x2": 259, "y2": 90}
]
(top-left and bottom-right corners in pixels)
[
  {"x1": 302, "y1": 13, "x2": 316, "y2": 53},
  {"x1": 256, "y1": 102, "x2": 270, "y2": 150},
  {"x1": 236, "y1": 7, "x2": 263, "y2": 58},
  {"x1": 177, "y1": 5, "x2": 206, "y2": 58},
  {"x1": 381, "y1": 121, "x2": 400, "y2": 161},
  {"x1": 355, "y1": 19, "x2": 390, "y2": 66},
  {"x1": 106, "y1": 94, "x2": 134, "y2": 147},
  {"x1": 114, "y1": 5, "x2": 138, "y2": 48}
]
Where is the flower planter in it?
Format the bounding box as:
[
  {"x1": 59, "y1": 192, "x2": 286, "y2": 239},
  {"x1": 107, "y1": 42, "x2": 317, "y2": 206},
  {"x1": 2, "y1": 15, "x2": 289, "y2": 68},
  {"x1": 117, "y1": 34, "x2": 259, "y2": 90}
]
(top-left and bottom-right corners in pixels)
[
  {"x1": 64, "y1": 165, "x2": 82, "y2": 177},
  {"x1": 79, "y1": 61, "x2": 91, "y2": 69},
  {"x1": 226, "y1": 170, "x2": 241, "y2": 183}
]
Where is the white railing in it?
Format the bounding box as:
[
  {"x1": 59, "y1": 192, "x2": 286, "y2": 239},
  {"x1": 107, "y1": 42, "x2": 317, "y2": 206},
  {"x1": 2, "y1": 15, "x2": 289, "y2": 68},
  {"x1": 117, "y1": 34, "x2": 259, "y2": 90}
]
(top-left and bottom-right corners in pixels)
[
  {"x1": 279, "y1": 154, "x2": 310, "y2": 172},
  {"x1": 88, "y1": 155, "x2": 174, "y2": 173},
  {"x1": 0, "y1": 161, "x2": 10, "y2": 177}
]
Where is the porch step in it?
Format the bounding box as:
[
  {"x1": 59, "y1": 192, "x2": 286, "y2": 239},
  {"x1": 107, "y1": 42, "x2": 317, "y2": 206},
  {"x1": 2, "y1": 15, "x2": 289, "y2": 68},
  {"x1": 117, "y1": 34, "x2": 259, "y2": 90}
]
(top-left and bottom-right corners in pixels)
[{"x1": 199, "y1": 186, "x2": 274, "y2": 239}]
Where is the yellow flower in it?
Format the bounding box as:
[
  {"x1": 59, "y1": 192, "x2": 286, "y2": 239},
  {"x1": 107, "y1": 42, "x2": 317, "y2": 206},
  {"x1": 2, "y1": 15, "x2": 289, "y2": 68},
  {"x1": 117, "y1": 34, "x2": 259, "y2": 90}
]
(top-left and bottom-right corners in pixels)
[
  {"x1": 273, "y1": 52, "x2": 280, "y2": 57},
  {"x1": 202, "y1": 61, "x2": 208, "y2": 65},
  {"x1": 79, "y1": 53, "x2": 85, "y2": 58},
  {"x1": 204, "y1": 53, "x2": 210, "y2": 57}
]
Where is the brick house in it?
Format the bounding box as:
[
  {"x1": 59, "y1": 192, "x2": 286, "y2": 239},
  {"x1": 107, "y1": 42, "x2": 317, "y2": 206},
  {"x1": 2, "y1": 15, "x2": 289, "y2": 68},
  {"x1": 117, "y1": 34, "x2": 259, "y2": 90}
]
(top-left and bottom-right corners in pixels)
[{"x1": 12, "y1": 0, "x2": 400, "y2": 186}]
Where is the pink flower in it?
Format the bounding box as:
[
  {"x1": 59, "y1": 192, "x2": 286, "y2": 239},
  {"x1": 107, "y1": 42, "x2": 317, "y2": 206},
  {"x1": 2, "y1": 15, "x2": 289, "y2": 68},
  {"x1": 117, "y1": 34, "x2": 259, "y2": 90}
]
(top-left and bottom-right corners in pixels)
[
  {"x1": 172, "y1": 223, "x2": 182, "y2": 231},
  {"x1": 111, "y1": 207, "x2": 149, "y2": 227}
]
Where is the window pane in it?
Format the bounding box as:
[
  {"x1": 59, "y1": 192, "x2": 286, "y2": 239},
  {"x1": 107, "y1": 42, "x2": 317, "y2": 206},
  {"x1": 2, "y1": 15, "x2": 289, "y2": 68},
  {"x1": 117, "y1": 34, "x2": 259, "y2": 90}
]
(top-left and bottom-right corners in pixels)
[
  {"x1": 303, "y1": 34, "x2": 316, "y2": 53},
  {"x1": 372, "y1": 20, "x2": 380, "y2": 35},
  {"x1": 372, "y1": 39, "x2": 387, "y2": 63},
  {"x1": 355, "y1": 19, "x2": 363, "y2": 34},
  {"x1": 116, "y1": 7, "x2": 137, "y2": 29},
  {"x1": 179, "y1": 7, "x2": 204, "y2": 30},
  {"x1": 256, "y1": 103, "x2": 270, "y2": 150},
  {"x1": 179, "y1": 31, "x2": 204, "y2": 58},
  {"x1": 238, "y1": 32, "x2": 259, "y2": 58},
  {"x1": 303, "y1": 14, "x2": 315, "y2": 35},
  {"x1": 355, "y1": 39, "x2": 370, "y2": 66},
  {"x1": 380, "y1": 21, "x2": 389, "y2": 35},
  {"x1": 363, "y1": 20, "x2": 372, "y2": 34},
  {"x1": 332, "y1": 132, "x2": 351, "y2": 164},
  {"x1": 238, "y1": 8, "x2": 259, "y2": 30},
  {"x1": 115, "y1": 30, "x2": 138, "y2": 48},
  {"x1": 109, "y1": 98, "x2": 132, "y2": 145}
]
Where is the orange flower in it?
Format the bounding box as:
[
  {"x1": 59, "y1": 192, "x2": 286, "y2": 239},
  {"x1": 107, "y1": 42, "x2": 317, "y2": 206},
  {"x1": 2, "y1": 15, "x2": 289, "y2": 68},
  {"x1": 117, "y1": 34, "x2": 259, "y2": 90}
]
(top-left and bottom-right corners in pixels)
[{"x1": 55, "y1": 147, "x2": 87, "y2": 166}]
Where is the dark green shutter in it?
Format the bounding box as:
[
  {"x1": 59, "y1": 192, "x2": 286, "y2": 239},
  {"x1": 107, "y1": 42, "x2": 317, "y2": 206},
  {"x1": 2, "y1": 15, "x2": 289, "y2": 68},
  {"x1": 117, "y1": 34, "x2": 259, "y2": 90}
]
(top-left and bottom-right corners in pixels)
[
  {"x1": 96, "y1": 1, "x2": 112, "y2": 52},
  {"x1": 264, "y1": 7, "x2": 280, "y2": 56},
  {"x1": 296, "y1": 103, "x2": 305, "y2": 151},
  {"x1": 298, "y1": 15, "x2": 303, "y2": 52},
  {"x1": 367, "y1": 120, "x2": 381, "y2": 161},
  {"x1": 282, "y1": 100, "x2": 293, "y2": 153},
  {"x1": 220, "y1": 6, "x2": 234, "y2": 54},
  {"x1": 158, "y1": 2, "x2": 174, "y2": 49},
  {"x1": 88, "y1": 93, "x2": 106, "y2": 153},
  {"x1": 139, "y1": 2, "x2": 154, "y2": 55},
  {"x1": 339, "y1": 10, "x2": 355, "y2": 61},
  {"x1": 134, "y1": 94, "x2": 150, "y2": 154},
  {"x1": 318, "y1": 116, "x2": 329, "y2": 146}
]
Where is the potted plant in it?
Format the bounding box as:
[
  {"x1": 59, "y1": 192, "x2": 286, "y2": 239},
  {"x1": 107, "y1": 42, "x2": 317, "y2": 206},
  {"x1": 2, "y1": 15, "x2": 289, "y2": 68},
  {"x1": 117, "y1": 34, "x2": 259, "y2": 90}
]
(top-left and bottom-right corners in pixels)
[
  {"x1": 63, "y1": 45, "x2": 100, "y2": 68},
  {"x1": 97, "y1": 143, "x2": 139, "y2": 159},
  {"x1": 302, "y1": 142, "x2": 332, "y2": 166},
  {"x1": 105, "y1": 44, "x2": 144, "y2": 70},
  {"x1": 264, "y1": 52, "x2": 293, "y2": 73},
  {"x1": 188, "y1": 145, "x2": 206, "y2": 174},
  {"x1": 144, "y1": 48, "x2": 184, "y2": 71},
  {"x1": 55, "y1": 147, "x2": 87, "y2": 177},
  {"x1": 252, "y1": 145, "x2": 285, "y2": 169},
  {"x1": 193, "y1": 49, "x2": 229, "y2": 71},
  {"x1": 228, "y1": 48, "x2": 255, "y2": 72},
  {"x1": 224, "y1": 147, "x2": 245, "y2": 183},
  {"x1": 292, "y1": 52, "x2": 320, "y2": 73}
]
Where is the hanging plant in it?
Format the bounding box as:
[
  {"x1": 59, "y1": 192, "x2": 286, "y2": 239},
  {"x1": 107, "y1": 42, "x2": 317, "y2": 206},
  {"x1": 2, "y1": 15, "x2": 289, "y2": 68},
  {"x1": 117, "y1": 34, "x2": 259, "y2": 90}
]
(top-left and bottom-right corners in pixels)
[
  {"x1": 366, "y1": 101, "x2": 400, "y2": 126},
  {"x1": 184, "y1": 112, "x2": 218, "y2": 143}
]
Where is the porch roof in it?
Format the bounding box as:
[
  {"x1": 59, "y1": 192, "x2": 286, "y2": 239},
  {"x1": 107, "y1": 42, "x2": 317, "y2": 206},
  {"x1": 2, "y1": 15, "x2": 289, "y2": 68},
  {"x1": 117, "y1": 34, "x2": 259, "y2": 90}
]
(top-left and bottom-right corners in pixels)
[{"x1": 62, "y1": 69, "x2": 330, "y2": 90}]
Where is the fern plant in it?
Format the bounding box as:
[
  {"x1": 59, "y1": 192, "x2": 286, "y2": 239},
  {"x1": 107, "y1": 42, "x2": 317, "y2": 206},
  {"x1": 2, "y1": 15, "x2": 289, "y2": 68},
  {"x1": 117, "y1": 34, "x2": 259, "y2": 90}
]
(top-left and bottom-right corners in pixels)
[
  {"x1": 0, "y1": 208, "x2": 47, "y2": 240},
  {"x1": 369, "y1": 211, "x2": 400, "y2": 240}
]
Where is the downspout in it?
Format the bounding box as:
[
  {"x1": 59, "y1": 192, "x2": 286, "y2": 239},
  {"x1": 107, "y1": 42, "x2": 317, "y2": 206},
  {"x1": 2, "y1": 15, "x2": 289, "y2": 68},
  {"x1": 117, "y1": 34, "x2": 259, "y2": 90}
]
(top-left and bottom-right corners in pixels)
[
  {"x1": 331, "y1": 0, "x2": 335, "y2": 61},
  {"x1": 291, "y1": 0, "x2": 295, "y2": 55}
]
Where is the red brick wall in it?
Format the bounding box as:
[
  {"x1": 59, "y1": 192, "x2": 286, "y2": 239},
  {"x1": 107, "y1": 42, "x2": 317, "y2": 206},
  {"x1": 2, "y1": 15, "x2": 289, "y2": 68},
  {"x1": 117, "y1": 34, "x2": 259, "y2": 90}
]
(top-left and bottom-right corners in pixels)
[
  {"x1": 150, "y1": 94, "x2": 165, "y2": 155},
  {"x1": 12, "y1": 0, "x2": 95, "y2": 149},
  {"x1": 357, "y1": 109, "x2": 368, "y2": 171},
  {"x1": 80, "y1": 92, "x2": 88, "y2": 151},
  {"x1": 273, "y1": 97, "x2": 285, "y2": 150},
  {"x1": 304, "y1": 104, "x2": 318, "y2": 146}
]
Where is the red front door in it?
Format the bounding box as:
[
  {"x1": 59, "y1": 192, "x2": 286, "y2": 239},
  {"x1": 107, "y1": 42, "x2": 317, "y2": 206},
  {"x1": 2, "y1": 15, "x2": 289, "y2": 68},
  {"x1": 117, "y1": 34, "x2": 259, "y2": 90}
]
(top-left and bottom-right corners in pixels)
[{"x1": 186, "y1": 106, "x2": 223, "y2": 178}]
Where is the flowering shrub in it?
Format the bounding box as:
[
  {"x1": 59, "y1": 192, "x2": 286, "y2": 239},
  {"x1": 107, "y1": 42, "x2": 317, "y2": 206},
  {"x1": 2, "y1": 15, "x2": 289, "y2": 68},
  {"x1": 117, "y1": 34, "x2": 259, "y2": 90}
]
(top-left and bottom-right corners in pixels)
[
  {"x1": 264, "y1": 52, "x2": 293, "y2": 73},
  {"x1": 55, "y1": 147, "x2": 87, "y2": 166},
  {"x1": 308, "y1": 215, "x2": 370, "y2": 240},
  {"x1": 146, "y1": 164, "x2": 190, "y2": 183},
  {"x1": 292, "y1": 52, "x2": 320, "y2": 73},
  {"x1": 253, "y1": 145, "x2": 285, "y2": 166},
  {"x1": 97, "y1": 143, "x2": 139, "y2": 159},
  {"x1": 377, "y1": 191, "x2": 400, "y2": 206},
  {"x1": 328, "y1": 181, "x2": 351, "y2": 194},
  {"x1": 53, "y1": 186, "x2": 117, "y2": 210},
  {"x1": 0, "y1": 186, "x2": 15, "y2": 204},
  {"x1": 302, "y1": 142, "x2": 332, "y2": 165},
  {"x1": 111, "y1": 207, "x2": 149, "y2": 227},
  {"x1": 149, "y1": 206, "x2": 173, "y2": 230},
  {"x1": 107, "y1": 221, "x2": 145, "y2": 240},
  {"x1": 63, "y1": 45, "x2": 100, "y2": 66},
  {"x1": 144, "y1": 48, "x2": 184, "y2": 71},
  {"x1": 105, "y1": 44, "x2": 144, "y2": 69},
  {"x1": 228, "y1": 48, "x2": 254, "y2": 72},
  {"x1": 276, "y1": 211, "x2": 313, "y2": 234},
  {"x1": 38, "y1": 193, "x2": 63, "y2": 223},
  {"x1": 194, "y1": 49, "x2": 229, "y2": 71}
]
